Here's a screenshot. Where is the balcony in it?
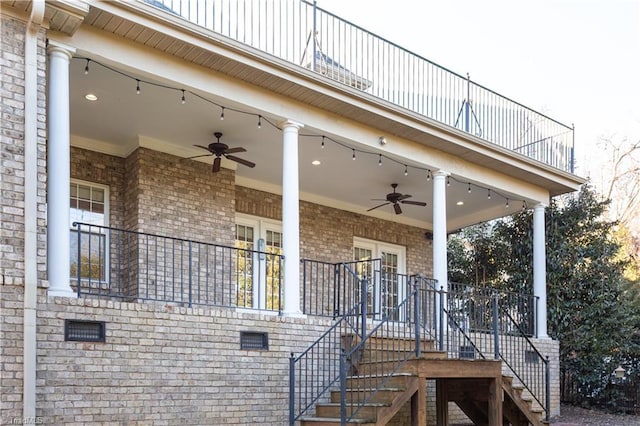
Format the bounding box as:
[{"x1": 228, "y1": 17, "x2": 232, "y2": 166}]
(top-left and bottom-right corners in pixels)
[{"x1": 143, "y1": 0, "x2": 575, "y2": 173}]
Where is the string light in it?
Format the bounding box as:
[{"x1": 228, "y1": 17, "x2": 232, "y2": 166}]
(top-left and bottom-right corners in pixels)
[
  {"x1": 505, "y1": 198, "x2": 510, "y2": 208},
  {"x1": 72, "y1": 56, "x2": 528, "y2": 212}
]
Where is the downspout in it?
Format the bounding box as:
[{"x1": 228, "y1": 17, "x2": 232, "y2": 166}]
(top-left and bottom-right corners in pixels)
[{"x1": 24, "y1": 0, "x2": 45, "y2": 420}]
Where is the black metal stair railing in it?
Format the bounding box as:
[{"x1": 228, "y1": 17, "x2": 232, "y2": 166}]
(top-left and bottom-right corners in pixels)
[
  {"x1": 497, "y1": 303, "x2": 550, "y2": 421},
  {"x1": 338, "y1": 277, "x2": 433, "y2": 424},
  {"x1": 413, "y1": 276, "x2": 550, "y2": 420},
  {"x1": 289, "y1": 263, "x2": 365, "y2": 424}
]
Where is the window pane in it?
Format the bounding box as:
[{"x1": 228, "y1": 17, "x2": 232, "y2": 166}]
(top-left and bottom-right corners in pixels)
[
  {"x1": 92, "y1": 188, "x2": 104, "y2": 203},
  {"x1": 78, "y1": 185, "x2": 91, "y2": 201}
]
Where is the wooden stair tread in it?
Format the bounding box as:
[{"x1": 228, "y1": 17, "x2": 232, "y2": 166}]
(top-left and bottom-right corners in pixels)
[
  {"x1": 300, "y1": 416, "x2": 376, "y2": 424},
  {"x1": 318, "y1": 402, "x2": 391, "y2": 408},
  {"x1": 347, "y1": 372, "x2": 414, "y2": 379}
]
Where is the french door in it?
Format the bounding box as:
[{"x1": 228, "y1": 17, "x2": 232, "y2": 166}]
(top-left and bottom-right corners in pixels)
[
  {"x1": 235, "y1": 215, "x2": 283, "y2": 311},
  {"x1": 353, "y1": 238, "x2": 406, "y2": 320}
]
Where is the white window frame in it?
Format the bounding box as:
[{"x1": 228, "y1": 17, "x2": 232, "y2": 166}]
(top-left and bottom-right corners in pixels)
[
  {"x1": 69, "y1": 179, "x2": 110, "y2": 283},
  {"x1": 235, "y1": 214, "x2": 283, "y2": 311}
]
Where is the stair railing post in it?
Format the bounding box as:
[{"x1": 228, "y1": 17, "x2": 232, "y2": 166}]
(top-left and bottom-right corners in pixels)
[
  {"x1": 492, "y1": 292, "x2": 500, "y2": 360},
  {"x1": 340, "y1": 349, "x2": 347, "y2": 426},
  {"x1": 188, "y1": 240, "x2": 193, "y2": 308},
  {"x1": 333, "y1": 264, "x2": 340, "y2": 318},
  {"x1": 545, "y1": 355, "x2": 551, "y2": 421},
  {"x1": 413, "y1": 278, "x2": 420, "y2": 357},
  {"x1": 438, "y1": 286, "x2": 444, "y2": 352},
  {"x1": 289, "y1": 352, "x2": 295, "y2": 426},
  {"x1": 360, "y1": 277, "x2": 368, "y2": 340}
]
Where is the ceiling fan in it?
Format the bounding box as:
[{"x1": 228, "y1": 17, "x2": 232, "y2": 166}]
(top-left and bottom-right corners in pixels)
[
  {"x1": 191, "y1": 132, "x2": 256, "y2": 173},
  {"x1": 367, "y1": 183, "x2": 427, "y2": 215}
]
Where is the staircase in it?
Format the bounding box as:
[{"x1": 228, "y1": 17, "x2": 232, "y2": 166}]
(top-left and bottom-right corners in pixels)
[{"x1": 298, "y1": 336, "x2": 548, "y2": 426}]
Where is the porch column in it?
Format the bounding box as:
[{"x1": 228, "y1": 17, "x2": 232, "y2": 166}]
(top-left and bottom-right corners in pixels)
[
  {"x1": 432, "y1": 170, "x2": 449, "y2": 295},
  {"x1": 533, "y1": 203, "x2": 548, "y2": 338},
  {"x1": 47, "y1": 42, "x2": 75, "y2": 297},
  {"x1": 281, "y1": 120, "x2": 304, "y2": 316}
]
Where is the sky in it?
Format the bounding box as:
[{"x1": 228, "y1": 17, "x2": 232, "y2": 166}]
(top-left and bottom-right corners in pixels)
[{"x1": 319, "y1": 0, "x2": 640, "y2": 181}]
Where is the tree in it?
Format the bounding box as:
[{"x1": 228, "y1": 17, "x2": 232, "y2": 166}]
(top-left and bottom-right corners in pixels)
[{"x1": 448, "y1": 185, "x2": 640, "y2": 406}]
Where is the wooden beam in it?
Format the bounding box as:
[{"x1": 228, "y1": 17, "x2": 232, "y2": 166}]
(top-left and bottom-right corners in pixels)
[
  {"x1": 436, "y1": 379, "x2": 448, "y2": 426},
  {"x1": 487, "y1": 377, "x2": 503, "y2": 426},
  {"x1": 410, "y1": 359, "x2": 502, "y2": 378},
  {"x1": 411, "y1": 378, "x2": 427, "y2": 426}
]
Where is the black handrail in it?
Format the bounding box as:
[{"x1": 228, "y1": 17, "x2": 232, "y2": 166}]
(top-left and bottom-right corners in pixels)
[{"x1": 289, "y1": 264, "x2": 364, "y2": 424}]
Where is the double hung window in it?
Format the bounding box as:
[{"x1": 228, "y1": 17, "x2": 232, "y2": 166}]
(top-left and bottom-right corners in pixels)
[{"x1": 69, "y1": 180, "x2": 109, "y2": 282}]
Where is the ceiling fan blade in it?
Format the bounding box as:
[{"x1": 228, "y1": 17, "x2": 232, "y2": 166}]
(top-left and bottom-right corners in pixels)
[
  {"x1": 225, "y1": 154, "x2": 256, "y2": 168},
  {"x1": 224, "y1": 147, "x2": 247, "y2": 154},
  {"x1": 184, "y1": 153, "x2": 212, "y2": 160},
  {"x1": 212, "y1": 157, "x2": 222, "y2": 173},
  {"x1": 401, "y1": 200, "x2": 427, "y2": 206},
  {"x1": 393, "y1": 203, "x2": 402, "y2": 215},
  {"x1": 194, "y1": 144, "x2": 213, "y2": 152},
  {"x1": 367, "y1": 202, "x2": 390, "y2": 212}
]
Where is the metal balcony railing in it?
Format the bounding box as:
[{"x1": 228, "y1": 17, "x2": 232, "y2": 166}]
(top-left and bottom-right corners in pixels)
[{"x1": 143, "y1": 0, "x2": 575, "y2": 173}]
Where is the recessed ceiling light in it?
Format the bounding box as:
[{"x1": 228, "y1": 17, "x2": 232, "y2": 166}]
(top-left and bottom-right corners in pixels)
[
  {"x1": 311, "y1": 160, "x2": 321, "y2": 166},
  {"x1": 85, "y1": 93, "x2": 98, "y2": 101},
  {"x1": 456, "y1": 201, "x2": 464, "y2": 206}
]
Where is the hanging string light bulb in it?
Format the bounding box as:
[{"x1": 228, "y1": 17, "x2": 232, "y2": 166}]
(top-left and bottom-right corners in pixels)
[
  {"x1": 136, "y1": 79, "x2": 141, "y2": 95},
  {"x1": 378, "y1": 154, "x2": 382, "y2": 166},
  {"x1": 181, "y1": 90, "x2": 186, "y2": 104},
  {"x1": 220, "y1": 107, "x2": 225, "y2": 120},
  {"x1": 84, "y1": 59, "x2": 90, "y2": 75}
]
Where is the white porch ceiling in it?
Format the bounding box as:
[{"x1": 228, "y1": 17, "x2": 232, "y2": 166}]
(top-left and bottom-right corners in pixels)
[{"x1": 69, "y1": 56, "x2": 530, "y2": 231}]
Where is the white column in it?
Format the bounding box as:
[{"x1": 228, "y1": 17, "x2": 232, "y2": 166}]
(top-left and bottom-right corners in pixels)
[
  {"x1": 281, "y1": 120, "x2": 304, "y2": 316},
  {"x1": 533, "y1": 203, "x2": 548, "y2": 338},
  {"x1": 432, "y1": 170, "x2": 449, "y2": 309},
  {"x1": 47, "y1": 42, "x2": 75, "y2": 297}
]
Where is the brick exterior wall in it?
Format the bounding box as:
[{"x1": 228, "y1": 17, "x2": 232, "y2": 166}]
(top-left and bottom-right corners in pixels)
[
  {"x1": 236, "y1": 185, "x2": 433, "y2": 273},
  {"x1": 36, "y1": 292, "x2": 335, "y2": 424},
  {"x1": 0, "y1": 12, "x2": 48, "y2": 423}
]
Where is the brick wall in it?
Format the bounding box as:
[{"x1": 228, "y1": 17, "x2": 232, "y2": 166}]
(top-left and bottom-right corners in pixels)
[
  {"x1": 236, "y1": 185, "x2": 433, "y2": 272},
  {"x1": 132, "y1": 148, "x2": 236, "y2": 246},
  {"x1": 36, "y1": 293, "x2": 335, "y2": 424},
  {"x1": 0, "y1": 12, "x2": 48, "y2": 423}
]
